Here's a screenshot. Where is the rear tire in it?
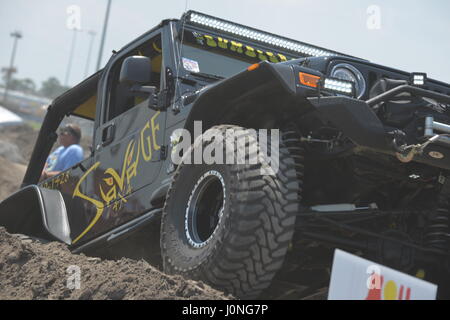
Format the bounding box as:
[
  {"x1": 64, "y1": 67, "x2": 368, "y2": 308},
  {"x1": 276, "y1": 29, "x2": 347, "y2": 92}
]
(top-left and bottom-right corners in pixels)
[{"x1": 160, "y1": 125, "x2": 299, "y2": 298}]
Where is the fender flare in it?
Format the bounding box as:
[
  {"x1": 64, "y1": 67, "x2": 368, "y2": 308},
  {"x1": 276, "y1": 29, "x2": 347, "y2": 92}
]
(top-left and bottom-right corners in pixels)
[
  {"x1": 0, "y1": 185, "x2": 71, "y2": 244},
  {"x1": 183, "y1": 61, "x2": 312, "y2": 133}
]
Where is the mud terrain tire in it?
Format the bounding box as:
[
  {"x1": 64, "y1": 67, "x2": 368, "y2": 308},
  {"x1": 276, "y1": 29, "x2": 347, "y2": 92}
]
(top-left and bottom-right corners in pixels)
[{"x1": 160, "y1": 125, "x2": 299, "y2": 299}]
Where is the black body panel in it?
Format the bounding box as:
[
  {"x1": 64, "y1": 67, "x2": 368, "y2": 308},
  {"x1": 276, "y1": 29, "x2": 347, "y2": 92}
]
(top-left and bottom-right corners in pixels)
[
  {"x1": 0, "y1": 185, "x2": 71, "y2": 244},
  {"x1": 308, "y1": 96, "x2": 388, "y2": 151}
]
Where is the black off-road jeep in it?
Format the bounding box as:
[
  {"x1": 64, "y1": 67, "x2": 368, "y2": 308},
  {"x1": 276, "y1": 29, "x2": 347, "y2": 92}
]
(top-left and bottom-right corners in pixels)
[{"x1": 2, "y1": 11, "x2": 450, "y2": 299}]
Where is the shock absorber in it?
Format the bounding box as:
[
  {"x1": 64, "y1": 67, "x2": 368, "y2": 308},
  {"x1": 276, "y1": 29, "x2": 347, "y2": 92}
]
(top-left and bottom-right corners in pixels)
[{"x1": 425, "y1": 181, "x2": 450, "y2": 252}]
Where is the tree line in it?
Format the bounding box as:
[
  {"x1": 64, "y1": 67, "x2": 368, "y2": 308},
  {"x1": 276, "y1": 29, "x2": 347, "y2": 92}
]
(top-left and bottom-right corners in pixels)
[{"x1": 0, "y1": 74, "x2": 70, "y2": 100}]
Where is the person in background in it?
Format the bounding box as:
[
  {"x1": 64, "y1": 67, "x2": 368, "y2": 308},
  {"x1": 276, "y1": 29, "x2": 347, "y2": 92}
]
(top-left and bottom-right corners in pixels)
[{"x1": 40, "y1": 123, "x2": 83, "y2": 181}]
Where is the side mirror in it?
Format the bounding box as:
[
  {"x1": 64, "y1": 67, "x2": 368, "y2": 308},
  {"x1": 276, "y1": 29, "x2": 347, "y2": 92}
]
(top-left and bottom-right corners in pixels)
[
  {"x1": 120, "y1": 56, "x2": 151, "y2": 85},
  {"x1": 119, "y1": 55, "x2": 163, "y2": 112},
  {"x1": 120, "y1": 55, "x2": 157, "y2": 101}
]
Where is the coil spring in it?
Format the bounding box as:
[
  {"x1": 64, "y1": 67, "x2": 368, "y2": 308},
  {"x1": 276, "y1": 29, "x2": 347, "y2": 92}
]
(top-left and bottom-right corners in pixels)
[
  {"x1": 282, "y1": 126, "x2": 305, "y2": 201},
  {"x1": 425, "y1": 194, "x2": 450, "y2": 252}
]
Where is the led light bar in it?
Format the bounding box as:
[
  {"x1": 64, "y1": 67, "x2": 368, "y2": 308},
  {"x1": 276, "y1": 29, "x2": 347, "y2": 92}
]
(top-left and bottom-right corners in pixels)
[
  {"x1": 185, "y1": 11, "x2": 347, "y2": 58},
  {"x1": 322, "y1": 77, "x2": 354, "y2": 96},
  {"x1": 411, "y1": 72, "x2": 427, "y2": 86}
]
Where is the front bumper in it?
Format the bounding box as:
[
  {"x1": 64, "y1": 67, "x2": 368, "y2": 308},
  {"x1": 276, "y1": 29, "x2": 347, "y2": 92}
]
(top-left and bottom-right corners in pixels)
[{"x1": 306, "y1": 85, "x2": 450, "y2": 171}]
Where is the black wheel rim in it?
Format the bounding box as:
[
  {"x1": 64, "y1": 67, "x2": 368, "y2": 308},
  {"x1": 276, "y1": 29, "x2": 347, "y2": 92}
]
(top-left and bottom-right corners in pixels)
[{"x1": 185, "y1": 170, "x2": 226, "y2": 248}]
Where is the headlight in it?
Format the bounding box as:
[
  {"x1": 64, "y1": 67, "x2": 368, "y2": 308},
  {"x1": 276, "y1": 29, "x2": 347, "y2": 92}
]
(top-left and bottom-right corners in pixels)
[{"x1": 330, "y1": 63, "x2": 366, "y2": 98}]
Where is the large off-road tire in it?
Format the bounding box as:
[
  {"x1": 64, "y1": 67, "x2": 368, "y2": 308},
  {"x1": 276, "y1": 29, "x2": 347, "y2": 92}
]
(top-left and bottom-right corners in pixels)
[{"x1": 160, "y1": 125, "x2": 299, "y2": 299}]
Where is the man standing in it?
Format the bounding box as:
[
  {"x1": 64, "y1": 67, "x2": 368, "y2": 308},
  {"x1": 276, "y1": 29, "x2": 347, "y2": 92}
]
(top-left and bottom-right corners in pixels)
[{"x1": 41, "y1": 123, "x2": 83, "y2": 181}]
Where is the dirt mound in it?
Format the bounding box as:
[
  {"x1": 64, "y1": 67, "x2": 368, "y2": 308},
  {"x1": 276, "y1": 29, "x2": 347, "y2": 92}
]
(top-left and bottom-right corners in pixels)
[
  {"x1": 0, "y1": 156, "x2": 26, "y2": 201},
  {"x1": 0, "y1": 123, "x2": 37, "y2": 201},
  {"x1": 0, "y1": 227, "x2": 229, "y2": 300},
  {"x1": 0, "y1": 124, "x2": 38, "y2": 164},
  {"x1": 0, "y1": 140, "x2": 25, "y2": 163}
]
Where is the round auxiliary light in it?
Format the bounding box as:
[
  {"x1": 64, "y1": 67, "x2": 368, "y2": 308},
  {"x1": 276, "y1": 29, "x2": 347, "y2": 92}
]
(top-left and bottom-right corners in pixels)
[{"x1": 330, "y1": 63, "x2": 366, "y2": 99}]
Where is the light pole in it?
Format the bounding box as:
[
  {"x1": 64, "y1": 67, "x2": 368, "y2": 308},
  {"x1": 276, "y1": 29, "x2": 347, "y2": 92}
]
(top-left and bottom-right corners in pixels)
[
  {"x1": 3, "y1": 31, "x2": 22, "y2": 103},
  {"x1": 84, "y1": 30, "x2": 97, "y2": 78},
  {"x1": 96, "y1": 0, "x2": 112, "y2": 71},
  {"x1": 64, "y1": 28, "x2": 81, "y2": 87}
]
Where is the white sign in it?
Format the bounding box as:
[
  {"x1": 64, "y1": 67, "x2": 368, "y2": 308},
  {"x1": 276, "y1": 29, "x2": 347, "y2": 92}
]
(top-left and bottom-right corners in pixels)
[
  {"x1": 0, "y1": 105, "x2": 22, "y2": 125},
  {"x1": 66, "y1": 5, "x2": 81, "y2": 30},
  {"x1": 328, "y1": 249, "x2": 437, "y2": 300},
  {"x1": 367, "y1": 5, "x2": 382, "y2": 30}
]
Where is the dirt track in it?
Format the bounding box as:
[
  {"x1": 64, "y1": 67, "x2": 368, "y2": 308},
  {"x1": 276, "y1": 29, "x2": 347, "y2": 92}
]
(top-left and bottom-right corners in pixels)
[
  {"x1": 0, "y1": 124, "x2": 37, "y2": 201},
  {"x1": 0, "y1": 124, "x2": 39, "y2": 165},
  {"x1": 0, "y1": 227, "x2": 228, "y2": 300},
  {"x1": 0, "y1": 156, "x2": 26, "y2": 201}
]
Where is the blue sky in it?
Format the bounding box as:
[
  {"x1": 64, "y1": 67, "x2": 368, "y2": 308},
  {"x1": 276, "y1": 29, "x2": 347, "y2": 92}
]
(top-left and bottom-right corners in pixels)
[{"x1": 1, "y1": 0, "x2": 449, "y2": 87}]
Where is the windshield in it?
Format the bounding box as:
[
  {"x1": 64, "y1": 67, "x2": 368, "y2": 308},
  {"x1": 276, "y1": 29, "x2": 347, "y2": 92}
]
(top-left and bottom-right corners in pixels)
[
  {"x1": 180, "y1": 30, "x2": 297, "y2": 79},
  {"x1": 181, "y1": 44, "x2": 251, "y2": 78}
]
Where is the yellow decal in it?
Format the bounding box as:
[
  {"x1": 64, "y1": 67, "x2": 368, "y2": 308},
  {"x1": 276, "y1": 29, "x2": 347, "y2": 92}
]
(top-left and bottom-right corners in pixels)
[
  {"x1": 194, "y1": 32, "x2": 290, "y2": 63},
  {"x1": 277, "y1": 53, "x2": 287, "y2": 62},
  {"x1": 99, "y1": 139, "x2": 140, "y2": 208},
  {"x1": 140, "y1": 121, "x2": 153, "y2": 161},
  {"x1": 204, "y1": 35, "x2": 217, "y2": 47},
  {"x1": 127, "y1": 151, "x2": 133, "y2": 165},
  {"x1": 244, "y1": 45, "x2": 256, "y2": 58},
  {"x1": 230, "y1": 41, "x2": 244, "y2": 54},
  {"x1": 266, "y1": 52, "x2": 279, "y2": 63},
  {"x1": 141, "y1": 111, "x2": 161, "y2": 160},
  {"x1": 104, "y1": 167, "x2": 124, "y2": 191},
  {"x1": 72, "y1": 162, "x2": 104, "y2": 244},
  {"x1": 104, "y1": 177, "x2": 114, "y2": 186},
  {"x1": 71, "y1": 111, "x2": 161, "y2": 243},
  {"x1": 125, "y1": 140, "x2": 140, "y2": 185},
  {"x1": 217, "y1": 37, "x2": 228, "y2": 49},
  {"x1": 100, "y1": 181, "x2": 117, "y2": 204},
  {"x1": 42, "y1": 171, "x2": 71, "y2": 190},
  {"x1": 256, "y1": 49, "x2": 268, "y2": 61}
]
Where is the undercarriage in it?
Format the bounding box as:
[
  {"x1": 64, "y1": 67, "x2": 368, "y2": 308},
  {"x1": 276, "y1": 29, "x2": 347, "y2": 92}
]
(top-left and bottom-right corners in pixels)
[{"x1": 279, "y1": 86, "x2": 450, "y2": 298}]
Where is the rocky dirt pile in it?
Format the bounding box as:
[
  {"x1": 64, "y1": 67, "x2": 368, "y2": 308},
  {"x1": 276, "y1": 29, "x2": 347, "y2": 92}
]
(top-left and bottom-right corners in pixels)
[
  {"x1": 0, "y1": 124, "x2": 37, "y2": 201},
  {"x1": 0, "y1": 227, "x2": 229, "y2": 300},
  {"x1": 0, "y1": 124, "x2": 38, "y2": 165},
  {"x1": 0, "y1": 156, "x2": 26, "y2": 201}
]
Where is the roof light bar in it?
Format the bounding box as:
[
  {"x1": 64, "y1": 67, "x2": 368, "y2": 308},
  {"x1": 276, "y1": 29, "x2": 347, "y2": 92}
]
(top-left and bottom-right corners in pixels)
[{"x1": 185, "y1": 11, "x2": 344, "y2": 58}]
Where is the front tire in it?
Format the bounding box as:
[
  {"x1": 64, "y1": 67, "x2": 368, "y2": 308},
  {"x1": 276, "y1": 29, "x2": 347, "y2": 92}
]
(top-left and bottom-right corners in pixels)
[{"x1": 160, "y1": 125, "x2": 299, "y2": 298}]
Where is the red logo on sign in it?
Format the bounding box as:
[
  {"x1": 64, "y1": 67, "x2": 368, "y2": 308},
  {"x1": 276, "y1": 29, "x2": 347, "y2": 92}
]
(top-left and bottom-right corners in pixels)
[{"x1": 366, "y1": 273, "x2": 411, "y2": 300}]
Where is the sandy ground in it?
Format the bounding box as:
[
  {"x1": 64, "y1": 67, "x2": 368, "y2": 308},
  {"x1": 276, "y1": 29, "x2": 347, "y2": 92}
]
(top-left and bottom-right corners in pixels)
[
  {"x1": 0, "y1": 156, "x2": 26, "y2": 201},
  {"x1": 0, "y1": 227, "x2": 228, "y2": 300},
  {"x1": 0, "y1": 124, "x2": 39, "y2": 165},
  {"x1": 0, "y1": 124, "x2": 37, "y2": 201}
]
